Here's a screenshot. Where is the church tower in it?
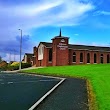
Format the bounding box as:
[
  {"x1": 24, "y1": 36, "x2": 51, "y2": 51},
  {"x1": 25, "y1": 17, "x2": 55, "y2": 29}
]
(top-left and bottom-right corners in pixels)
[{"x1": 52, "y1": 29, "x2": 69, "y2": 66}]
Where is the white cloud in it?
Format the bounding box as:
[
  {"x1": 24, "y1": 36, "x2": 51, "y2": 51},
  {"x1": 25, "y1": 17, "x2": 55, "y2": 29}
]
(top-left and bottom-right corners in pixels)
[
  {"x1": 2, "y1": 53, "x2": 24, "y2": 62},
  {"x1": 91, "y1": 42, "x2": 110, "y2": 47},
  {"x1": 74, "y1": 34, "x2": 79, "y2": 36},
  {"x1": 0, "y1": 0, "x2": 94, "y2": 30},
  {"x1": 0, "y1": 0, "x2": 95, "y2": 39},
  {"x1": 93, "y1": 10, "x2": 110, "y2": 16},
  {"x1": 100, "y1": 11, "x2": 110, "y2": 15},
  {"x1": 0, "y1": 0, "x2": 95, "y2": 61},
  {"x1": 90, "y1": 21, "x2": 110, "y2": 29},
  {"x1": 0, "y1": 1, "x2": 63, "y2": 17}
]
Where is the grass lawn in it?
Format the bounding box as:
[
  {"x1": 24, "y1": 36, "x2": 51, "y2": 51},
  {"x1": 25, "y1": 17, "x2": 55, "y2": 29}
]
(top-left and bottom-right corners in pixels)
[{"x1": 22, "y1": 64, "x2": 110, "y2": 110}]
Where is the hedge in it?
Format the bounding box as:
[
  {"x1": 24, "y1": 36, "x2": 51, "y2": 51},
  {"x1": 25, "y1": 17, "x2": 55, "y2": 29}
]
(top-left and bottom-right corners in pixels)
[{"x1": 0, "y1": 63, "x2": 32, "y2": 71}]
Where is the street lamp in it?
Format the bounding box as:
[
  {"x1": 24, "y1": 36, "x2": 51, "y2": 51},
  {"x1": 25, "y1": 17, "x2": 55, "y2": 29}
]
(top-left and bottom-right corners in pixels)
[{"x1": 18, "y1": 29, "x2": 22, "y2": 70}]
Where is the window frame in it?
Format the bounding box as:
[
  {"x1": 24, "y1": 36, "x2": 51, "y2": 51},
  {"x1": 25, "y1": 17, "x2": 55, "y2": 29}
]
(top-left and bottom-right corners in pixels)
[
  {"x1": 100, "y1": 54, "x2": 103, "y2": 63},
  {"x1": 80, "y1": 53, "x2": 83, "y2": 63},
  {"x1": 48, "y1": 48, "x2": 52, "y2": 62},
  {"x1": 107, "y1": 54, "x2": 110, "y2": 63},
  {"x1": 94, "y1": 53, "x2": 97, "y2": 64},
  {"x1": 87, "y1": 53, "x2": 90, "y2": 64},
  {"x1": 72, "y1": 52, "x2": 76, "y2": 63}
]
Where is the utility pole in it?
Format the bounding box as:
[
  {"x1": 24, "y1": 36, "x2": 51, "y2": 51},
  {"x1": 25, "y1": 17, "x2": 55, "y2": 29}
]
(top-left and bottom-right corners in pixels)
[
  {"x1": 0, "y1": 56, "x2": 2, "y2": 62},
  {"x1": 18, "y1": 29, "x2": 22, "y2": 70},
  {"x1": 9, "y1": 52, "x2": 11, "y2": 63}
]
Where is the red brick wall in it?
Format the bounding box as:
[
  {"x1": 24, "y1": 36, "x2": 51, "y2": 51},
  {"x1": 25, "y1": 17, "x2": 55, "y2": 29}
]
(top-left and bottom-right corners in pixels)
[
  {"x1": 36, "y1": 47, "x2": 52, "y2": 67},
  {"x1": 35, "y1": 45, "x2": 110, "y2": 66},
  {"x1": 27, "y1": 58, "x2": 31, "y2": 64},
  {"x1": 52, "y1": 37, "x2": 69, "y2": 66},
  {"x1": 35, "y1": 48, "x2": 39, "y2": 67},
  {"x1": 46, "y1": 48, "x2": 52, "y2": 66},
  {"x1": 42, "y1": 48, "x2": 53, "y2": 67},
  {"x1": 68, "y1": 50, "x2": 110, "y2": 65},
  {"x1": 68, "y1": 49, "x2": 72, "y2": 65},
  {"x1": 34, "y1": 38, "x2": 110, "y2": 67},
  {"x1": 33, "y1": 47, "x2": 37, "y2": 66},
  {"x1": 52, "y1": 41, "x2": 57, "y2": 66}
]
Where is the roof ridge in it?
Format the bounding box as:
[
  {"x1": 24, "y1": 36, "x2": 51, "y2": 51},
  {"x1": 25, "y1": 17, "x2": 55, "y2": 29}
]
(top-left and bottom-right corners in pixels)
[
  {"x1": 69, "y1": 44, "x2": 110, "y2": 48},
  {"x1": 40, "y1": 42, "x2": 52, "y2": 44}
]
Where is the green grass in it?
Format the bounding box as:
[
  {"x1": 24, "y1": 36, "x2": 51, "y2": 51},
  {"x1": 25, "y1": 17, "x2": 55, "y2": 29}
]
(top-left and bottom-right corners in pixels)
[{"x1": 22, "y1": 64, "x2": 110, "y2": 110}]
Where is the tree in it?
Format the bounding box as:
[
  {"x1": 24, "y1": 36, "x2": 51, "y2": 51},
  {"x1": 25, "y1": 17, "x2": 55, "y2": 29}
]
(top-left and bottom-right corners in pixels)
[{"x1": 0, "y1": 56, "x2": 2, "y2": 62}]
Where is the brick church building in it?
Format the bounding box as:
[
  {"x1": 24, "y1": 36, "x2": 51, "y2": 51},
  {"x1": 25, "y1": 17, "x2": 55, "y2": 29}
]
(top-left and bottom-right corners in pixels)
[{"x1": 32, "y1": 29, "x2": 110, "y2": 66}]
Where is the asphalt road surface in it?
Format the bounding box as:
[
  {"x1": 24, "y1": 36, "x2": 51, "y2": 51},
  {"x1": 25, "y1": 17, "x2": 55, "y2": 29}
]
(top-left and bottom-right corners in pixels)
[
  {"x1": 36, "y1": 78, "x2": 89, "y2": 110},
  {"x1": 0, "y1": 73, "x2": 61, "y2": 110}
]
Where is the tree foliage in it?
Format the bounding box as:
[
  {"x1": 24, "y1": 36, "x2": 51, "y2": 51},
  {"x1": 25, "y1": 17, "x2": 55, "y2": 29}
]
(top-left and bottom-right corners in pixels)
[{"x1": 0, "y1": 56, "x2": 2, "y2": 62}]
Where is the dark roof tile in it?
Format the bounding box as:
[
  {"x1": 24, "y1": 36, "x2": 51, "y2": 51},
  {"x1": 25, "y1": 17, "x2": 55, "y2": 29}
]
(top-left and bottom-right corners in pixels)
[
  {"x1": 69, "y1": 44, "x2": 110, "y2": 51},
  {"x1": 39, "y1": 42, "x2": 110, "y2": 51},
  {"x1": 40, "y1": 42, "x2": 52, "y2": 48},
  {"x1": 25, "y1": 53, "x2": 34, "y2": 56}
]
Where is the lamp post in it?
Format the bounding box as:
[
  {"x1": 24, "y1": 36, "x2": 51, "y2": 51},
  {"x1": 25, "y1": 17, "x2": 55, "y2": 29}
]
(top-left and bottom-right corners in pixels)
[{"x1": 18, "y1": 29, "x2": 22, "y2": 70}]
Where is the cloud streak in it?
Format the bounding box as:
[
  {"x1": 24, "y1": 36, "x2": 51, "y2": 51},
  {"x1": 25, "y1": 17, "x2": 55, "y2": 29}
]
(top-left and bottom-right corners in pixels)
[
  {"x1": 0, "y1": 0, "x2": 95, "y2": 61},
  {"x1": 0, "y1": 0, "x2": 94, "y2": 29},
  {"x1": 94, "y1": 10, "x2": 110, "y2": 16}
]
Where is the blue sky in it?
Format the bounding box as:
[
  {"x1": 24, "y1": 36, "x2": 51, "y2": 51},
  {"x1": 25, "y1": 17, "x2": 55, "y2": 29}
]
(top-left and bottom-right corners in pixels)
[{"x1": 0, "y1": 0, "x2": 110, "y2": 62}]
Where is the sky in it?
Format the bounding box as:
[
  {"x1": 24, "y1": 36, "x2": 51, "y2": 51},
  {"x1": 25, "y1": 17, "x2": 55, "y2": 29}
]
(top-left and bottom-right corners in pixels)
[{"x1": 0, "y1": 0, "x2": 110, "y2": 62}]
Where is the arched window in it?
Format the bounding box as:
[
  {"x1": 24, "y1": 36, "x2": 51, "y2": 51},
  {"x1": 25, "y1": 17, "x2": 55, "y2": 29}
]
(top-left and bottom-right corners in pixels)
[
  {"x1": 87, "y1": 53, "x2": 90, "y2": 63},
  {"x1": 49, "y1": 48, "x2": 52, "y2": 62},
  {"x1": 107, "y1": 54, "x2": 109, "y2": 63},
  {"x1": 94, "y1": 53, "x2": 97, "y2": 63},
  {"x1": 73, "y1": 52, "x2": 76, "y2": 62},
  {"x1": 100, "y1": 54, "x2": 103, "y2": 63},
  {"x1": 80, "y1": 53, "x2": 83, "y2": 63}
]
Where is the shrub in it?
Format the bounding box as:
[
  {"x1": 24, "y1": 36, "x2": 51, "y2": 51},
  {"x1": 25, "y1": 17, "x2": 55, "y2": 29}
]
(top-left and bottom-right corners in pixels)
[
  {"x1": 21, "y1": 63, "x2": 32, "y2": 69},
  {"x1": 0, "y1": 65, "x2": 8, "y2": 71},
  {"x1": 0, "y1": 62, "x2": 32, "y2": 71},
  {"x1": 11, "y1": 62, "x2": 19, "y2": 66}
]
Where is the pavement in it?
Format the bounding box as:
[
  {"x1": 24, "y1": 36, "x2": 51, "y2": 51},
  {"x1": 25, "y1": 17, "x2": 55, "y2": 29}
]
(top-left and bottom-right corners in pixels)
[
  {"x1": 1, "y1": 66, "x2": 43, "y2": 73},
  {"x1": 35, "y1": 78, "x2": 89, "y2": 110}
]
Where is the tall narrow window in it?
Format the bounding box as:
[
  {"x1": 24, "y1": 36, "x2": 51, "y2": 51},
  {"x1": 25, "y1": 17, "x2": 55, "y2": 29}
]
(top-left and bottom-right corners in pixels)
[
  {"x1": 80, "y1": 53, "x2": 83, "y2": 63},
  {"x1": 73, "y1": 52, "x2": 76, "y2": 62},
  {"x1": 87, "y1": 53, "x2": 90, "y2": 63},
  {"x1": 107, "y1": 54, "x2": 109, "y2": 63},
  {"x1": 40, "y1": 60, "x2": 42, "y2": 66},
  {"x1": 100, "y1": 54, "x2": 103, "y2": 63},
  {"x1": 49, "y1": 48, "x2": 52, "y2": 62},
  {"x1": 94, "y1": 53, "x2": 97, "y2": 63}
]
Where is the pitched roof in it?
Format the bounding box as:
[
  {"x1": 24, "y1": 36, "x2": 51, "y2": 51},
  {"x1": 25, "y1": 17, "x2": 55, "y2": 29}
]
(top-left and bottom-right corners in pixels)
[
  {"x1": 39, "y1": 42, "x2": 110, "y2": 51},
  {"x1": 25, "y1": 53, "x2": 34, "y2": 56},
  {"x1": 40, "y1": 42, "x2": 52, "y2": 48},
  {"x1": 68, "y1": 44, "x2": 110, "y2": 51},
  {"x1": 51, "y1": 36, "x2": 69, "y2": 40}
]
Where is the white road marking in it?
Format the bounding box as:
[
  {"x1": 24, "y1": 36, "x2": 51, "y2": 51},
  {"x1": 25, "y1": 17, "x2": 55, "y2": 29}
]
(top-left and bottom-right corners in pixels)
[
  {"x1": 28, "y1": 78, "x2": 66, "y2": 110},
  {"x1": 39, "y1": 79, "x2": 59, "y2": 82},
  {"x1": 7, "y1": 82, "x2": 13, "y2": 84}
]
